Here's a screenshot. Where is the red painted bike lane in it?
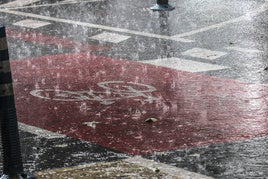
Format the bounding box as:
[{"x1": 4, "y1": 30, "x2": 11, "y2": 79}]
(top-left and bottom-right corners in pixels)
[{"x1": 11, "y1": 53, "x2": 268, "y2": 155}]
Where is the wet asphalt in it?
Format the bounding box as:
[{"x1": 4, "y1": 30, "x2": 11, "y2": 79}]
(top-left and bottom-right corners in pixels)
[{"x1": 0, "y1": 0, "x2": 268, "y2": 178}]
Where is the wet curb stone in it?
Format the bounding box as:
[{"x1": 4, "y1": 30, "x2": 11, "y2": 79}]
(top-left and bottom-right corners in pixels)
[{"x1": 35, "y1": 156, "x2": 214, "y2": 179}]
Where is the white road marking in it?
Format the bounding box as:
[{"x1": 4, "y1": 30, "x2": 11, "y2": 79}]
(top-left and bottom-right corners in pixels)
[
  {"x1": 82, "y1": 121, "x2": 100, "y2": 129},
  {"x1": 0, "y1": 9, "x2": 193, "y2": 43},
  {"x1": 226, "y1": 46, "x2": 263, "y2": 53},
  {"x1": 141, "y1": 57, "x2": 228, "y2": 73},
  {"x1": 62, "y1": 0, "x2": 104, "y2": 3},
  {"x1": 19, "y1": 122, "x2": 66, "y2": 139},
  {"x1": 6, "y1": 0, "x2": 105, "y2": 9},
  {"x1": 181, "y1": 48, "x2": 227, "y2": 60},
  {"x1": 125, "y1": 156, "x2": 214, "y2": 179},
  {"x1": 13, "y1": 19, "x2": 51, "y2": 29},
  {"x1": 172, "y1": 0, "x2": 268, "y2": 38},
  {"x1": 0, "y1": 0, "x2": 41, "y2": 8},
  {"x1": 30, "y1": 81, "x2": 159, "y2": 105},
  {"x1": 90, "y1": 32, "x2": 131, "y2": 43},
  {"x1": 0, "y1": 1, "x2": 267, "y2": 42}
]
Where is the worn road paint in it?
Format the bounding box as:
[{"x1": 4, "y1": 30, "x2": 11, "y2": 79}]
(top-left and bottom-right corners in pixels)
[
  {"x1": 30, "y1": 81, "x2": 159, "y2": 104},
  {"x1": 13, "y1": 19, "x2": 51, "y2": 29},
  {"x1": 6, "y1": 28, "x2": 109, "y2": 52},
  {"x1": 172, "y1": 0, "x2": 268, "y2": 38},
  {"x1": 1, "y1": 1, "x2": 267, "y2": 42},
  {"x1": 19, "y1": 122, "x2": 66, "y2": 139},
  {"x1": 5, "y1": 0, "x2": 106, "y2": 10},
  {"x1": 141, "y1": 57, "x2": 228, "y2": 72},
  {"x1": 11, "y1": 53, "x2": 268, "y2": 155},
  {"x1": 181, "y1": 48, "x2": 227, "y2": 60},
  {"x1": 90, "y1": 32, "x2": 131, "y2": 44},
  {"x1": 0, "y1": 0, "x2": 41, "y2": 8},
  {"x1": 0, "y1": 9, "x2": 193, "y2": 43},
  {"x1": 226, "y1": 46, "x2": 263, "y2": 53}
]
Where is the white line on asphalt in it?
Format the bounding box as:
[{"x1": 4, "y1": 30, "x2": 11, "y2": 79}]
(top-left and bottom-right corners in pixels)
[
  {"x1": 172, "y1": 17, "x2": 244, "y2": 38},
  {"x1": 172, "y1": 0, "x2": 268, "y2": 38},
  {"x1": 19, "y1": 122, "x2": 66, "y2": 139},
  {"x1": 0, "y1": 0, "x2": 41, "y2": 8},
  {"x1": 226, "y1": 46, "x2": 263, "y2": 53},
  {"x1": 125, "y1": 156, "x2": 214, "y2": 179},
  {"x1": 0, "y1": 9, "x2": 193, "y2": 43},
  {"x1": 62, "y1": 0, "x2": 104, "y2": 3},
  {"x1": 181, "y1": 48, "x2": 227, "y2": 60},
  {"x1": 6, "y1": 0, "x2": 105, "y2": 9},
  {"x1": 0, "y1": 1, "x2": 267, "y2": 43}
]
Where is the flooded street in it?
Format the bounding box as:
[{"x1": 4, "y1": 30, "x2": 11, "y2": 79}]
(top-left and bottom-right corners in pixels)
[{"x1": 0, "y1": 0, "x2": 268, "y2": 178}]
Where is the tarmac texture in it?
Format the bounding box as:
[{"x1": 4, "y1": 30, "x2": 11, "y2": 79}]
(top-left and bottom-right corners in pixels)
[{"x1": 0, "y1": 0, "x2": 268, "y2": 178}]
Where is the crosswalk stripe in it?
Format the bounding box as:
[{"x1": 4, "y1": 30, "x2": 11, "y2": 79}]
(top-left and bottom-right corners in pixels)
[{"x1": 141, "y1": 57, "x2": 229, "y2": 73}]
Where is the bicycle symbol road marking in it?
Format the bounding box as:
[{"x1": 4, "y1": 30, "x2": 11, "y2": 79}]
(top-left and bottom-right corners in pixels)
[{"x1": 30, "y1": 81, "x2": 160, "y2": 105}]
